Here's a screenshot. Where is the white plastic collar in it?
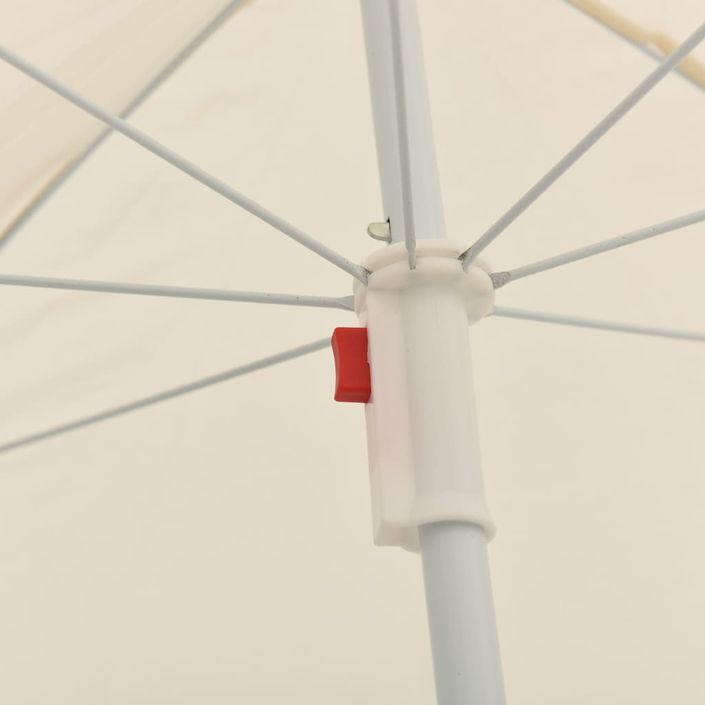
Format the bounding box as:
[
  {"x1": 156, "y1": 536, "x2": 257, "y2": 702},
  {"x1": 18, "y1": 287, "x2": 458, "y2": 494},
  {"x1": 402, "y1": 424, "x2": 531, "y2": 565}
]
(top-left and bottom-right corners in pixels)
[
  {"x1": 354, "y1": 240, "x2": 495, "y2": 551},
  {"x1": 354, "y1": 239, "x2": 494, "y2": 323}
]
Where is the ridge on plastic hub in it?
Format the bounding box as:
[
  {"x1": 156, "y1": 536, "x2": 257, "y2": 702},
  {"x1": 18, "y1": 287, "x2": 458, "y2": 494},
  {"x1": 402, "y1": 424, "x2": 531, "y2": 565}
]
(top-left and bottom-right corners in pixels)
[{"x1": 353, "y1": 240, "x2": 496, "y2": 552}]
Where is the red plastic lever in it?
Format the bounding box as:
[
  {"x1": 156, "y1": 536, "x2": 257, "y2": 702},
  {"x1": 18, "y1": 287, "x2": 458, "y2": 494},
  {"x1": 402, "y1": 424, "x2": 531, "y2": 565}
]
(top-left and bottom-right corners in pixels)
[{"x1": 331, "y1": 327, "x2": 371, "y2": 403}]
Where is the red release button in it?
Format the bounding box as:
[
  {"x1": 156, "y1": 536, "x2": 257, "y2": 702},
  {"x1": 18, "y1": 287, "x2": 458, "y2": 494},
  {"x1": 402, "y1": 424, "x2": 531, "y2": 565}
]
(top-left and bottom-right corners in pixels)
[{"x1": 331, "y1": 327, "x2": 371, "y2": 403}]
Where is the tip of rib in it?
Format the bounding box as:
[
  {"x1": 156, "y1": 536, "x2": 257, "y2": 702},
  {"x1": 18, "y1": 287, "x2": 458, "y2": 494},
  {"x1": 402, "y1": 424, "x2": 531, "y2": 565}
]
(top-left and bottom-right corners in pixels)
[
  {"x1": 337, "y1": 295, "x2": 356, "y2": 311},
  {"x1": 490, "y1": 271, "x2": 512, "y2": 289}
]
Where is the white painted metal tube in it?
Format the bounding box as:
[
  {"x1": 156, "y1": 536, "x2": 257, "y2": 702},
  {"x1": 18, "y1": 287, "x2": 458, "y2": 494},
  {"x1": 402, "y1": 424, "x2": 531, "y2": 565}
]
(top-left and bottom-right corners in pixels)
[
  {"x1": 360, "y1": 0, "x2": 446, "y2": 243},
  {"x1": 0, "y1": 0, "x2": 246, "y2": 250},
  {"x1": 0, "y1": 337, "x2": 329, "y2": 454},
  {"x1": 0, "y1": 272, "x2": 354, "y2": 310},
  {"x1": 420, "y1": 522, "x2": 506, "y2": 705},
  {"x1": 460, "y1": 17, "x2": 705, "y2": 266},
  {"x1": 491, "y1": 305, "x2": 705, "y2": 343},
  {"x1": 360, "y1": 3, "x2": 505, "y2": 703},
  {"x1": 561, "y1": 0, "x2": 705, "y2": 93},
  {"x1": 0, "y1": 45, "x2": 367, "y2": 283},
  {"x1": 491, "y1": 206, "x2": 705, "y2": 287}
]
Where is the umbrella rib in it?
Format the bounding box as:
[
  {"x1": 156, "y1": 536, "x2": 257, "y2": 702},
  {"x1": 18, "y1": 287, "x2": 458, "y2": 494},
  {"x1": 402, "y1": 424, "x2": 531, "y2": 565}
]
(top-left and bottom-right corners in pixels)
[
  {"x1": 491, "y1": 306, "x2": 705, "y2": 343},
  {"x1": 0, "y1": 272, "x2": 355, "y2": 310},
  {"x1": 459, "y1": 18, "x2": 705, "y2": 269},
  {"x1": 0, "y1": 45, "x2": 368, "y2": 284},
  {"x1": 0, "y1": 336, "x2": 330, "y2": 455},
  {"x1": 491, "y1": 207, "x2": 705, "y2": 288},
  {"x1": 0, "y1": 0, "x2": 247, "y2": 251},
  {"x1": 389, "y1": 0, "x2": 417, "y2": 269},
  {"x1": 561, "y1": 0, "x2": 705, "y2": 93}
]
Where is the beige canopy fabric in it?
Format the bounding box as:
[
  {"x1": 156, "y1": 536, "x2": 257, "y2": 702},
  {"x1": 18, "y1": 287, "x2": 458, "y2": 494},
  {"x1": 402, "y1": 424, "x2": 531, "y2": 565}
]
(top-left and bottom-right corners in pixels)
[
  {"x1": 0, "y1": 0, "x2": 240, "y2": 239},
  {"x1": 0, "y1": 1, "x2": 704, "y2": 703}
]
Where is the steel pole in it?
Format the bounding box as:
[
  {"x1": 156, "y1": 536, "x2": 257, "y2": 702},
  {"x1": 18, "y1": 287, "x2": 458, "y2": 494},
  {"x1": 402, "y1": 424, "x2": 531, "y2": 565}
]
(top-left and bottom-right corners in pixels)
[{"x1": 360, "y1": 2, "x2": 506, "y2": 703}]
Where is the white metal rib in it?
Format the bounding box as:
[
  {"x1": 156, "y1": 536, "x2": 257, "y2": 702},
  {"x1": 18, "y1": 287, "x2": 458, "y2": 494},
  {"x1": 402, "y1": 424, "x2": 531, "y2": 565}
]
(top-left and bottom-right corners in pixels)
[
  {"x1": 0, "y1": 45, "x2": 368, "y2": 284},
  {"x1": 0, "y1": 0, "x2": 246, "y2": 250},
  {"x1": 491, "y1": 207, "x2": 705, "y2": 288},
  {"x1": 460, "y1": 18, "x2": 705, "y2": 268},
  {"x1": 389, "y1": 0, "x2": 417, "y2": 269},
  {"x1": 0, "y1": 337, "x2": 330, "y2": 455},
  {"x1": 491, "y1": 306, "x2": 705, "y2": 343},
  {"x1": 561, "y1": 0, "x2": 705, "y2": 93},
  {"x1": 0, "y1": 272, "x2": 355, "y2": 310}
]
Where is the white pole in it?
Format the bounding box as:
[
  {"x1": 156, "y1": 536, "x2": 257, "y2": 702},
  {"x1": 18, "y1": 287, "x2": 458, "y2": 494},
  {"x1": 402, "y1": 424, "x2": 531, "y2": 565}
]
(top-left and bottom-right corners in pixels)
[
  {"x1": 360, "y1": 0, "x2": 445, "y2": 244},
  {"x1": 360, "y1": 2, "x2": 506, "y2": 703},
  {"x1": 420, "y1": 522, "x2": 505, "y2": 704}
]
